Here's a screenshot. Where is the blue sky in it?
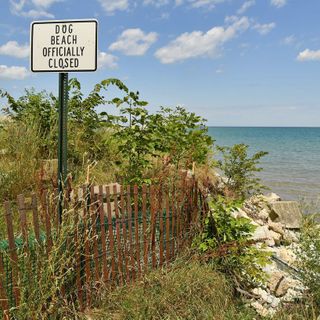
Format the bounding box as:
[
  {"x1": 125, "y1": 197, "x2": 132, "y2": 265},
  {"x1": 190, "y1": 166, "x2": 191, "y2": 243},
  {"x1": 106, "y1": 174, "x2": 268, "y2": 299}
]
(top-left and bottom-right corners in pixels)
[{"x1": 0, "y1": 0, "x2": 320, "y2": 126}]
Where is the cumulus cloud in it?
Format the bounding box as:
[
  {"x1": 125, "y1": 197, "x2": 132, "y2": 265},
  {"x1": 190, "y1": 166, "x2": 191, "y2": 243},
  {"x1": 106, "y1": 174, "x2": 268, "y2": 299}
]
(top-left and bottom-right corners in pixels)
[
  {"x1": 109, "y1": 28, "x2": 158, "y2": 56},
  {"x1": 143, "y1": 0, "x2": 170, "y2": 6},
  {"x1": 189, "y1": 0, "x2": 226, "y2": 9},
  {"x1": 297, "y1": 49, "x2": 320, "y2": 61},
  {"x1": 155, "y1": 16, "x2": 250, "y2": 64},
  {"x1": 253, "y1": 22, "x2": 276, "y2": 35},
  {"x1": 97, "y1": 0, "x2": 128, "y2": 14},
  {"x1": 0, "y1": 41, "x2": 29, "y2": 59},
  {"x1": 270, "y1": 0, "x2": 287, "y2": 8},
  {"x1": 10, "y1": 0, "x2": 56, "y2": 18},
  {"x1": 144, "y1": 0, "x2": 227, "y2": 9},
  {"x1": 237, "y1": 0, "x2": 255, "y2": 14},
  {"x1": 98, "y1": 51, "x2": 118, "y2": 69},
  {"x1": 0, "y1": 65, "x2": 29, "y2": 80}
]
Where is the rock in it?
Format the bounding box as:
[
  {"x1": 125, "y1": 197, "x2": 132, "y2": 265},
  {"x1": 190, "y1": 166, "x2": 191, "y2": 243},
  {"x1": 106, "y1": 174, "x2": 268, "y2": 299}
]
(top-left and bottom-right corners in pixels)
[
  {"x1": 268, "y1": 271, "x2": 300, "y2": 297},
  {"x1": 283, "y1": 230, "x2": 300, "y2": 243},
  {"x1": 251, "y1": 225, "x2": 277, "y2": 246},
  {"x1": 265, "y1": 238, "x2": 276, "y2": 247},
  {"x1": 251, "y1": 301, "x2": 270, "y2": 317},
  {"x1": 270, "y1": 296, "x2": 281, "y2": 308},
  {"x1": 269, "y1": 230, "x2": 282, "y2": 245},
  {"x1": 268, "y1": 220, "x2": 285, "y2": 236},
  {"x1": 257, "y1": 208, "x2": 270, "y2": 221},
  {"x1": 231, "y1": 208, "x2": 250, "y2": 219},
  {"x1": 270, "y1": 201, "x2": 303, "y2": 229},
  {"x1": 268, "y1": 271, "x2": 285, "y2": 292},
  {"x1": 274, "y1": 247, "x2": 297, "y2": 266},
  {"x1": 262, "y1": 260, "x2": 278, "y2": 275},
  {"x1": 256, "y1": 219, "x2": 266, "y2": 226},
  {"x1": 251, "y1": 288, "x2": 280, "y2": 311},
  {"x1": 277, "y1": 278, "x2": 301, "y2": 297},
  {"x1": 252, "y1": 225, "x2": 270, "y2": 240},
  {"x1": 282, "y1": 288, "x2": 304, "y2": 302},
  {"x1": 259, "y1": 193, "x2": 281, "y2": 204},
  {"x1": 252, "y1": 288, "x2": 269, "y2": 301}
]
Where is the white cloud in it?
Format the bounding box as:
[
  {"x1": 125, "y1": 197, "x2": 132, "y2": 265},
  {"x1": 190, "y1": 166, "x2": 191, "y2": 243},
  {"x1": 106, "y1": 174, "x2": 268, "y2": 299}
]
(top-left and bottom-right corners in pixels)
[
  {"x1": 143, "y1": 0, "x2": 169, "y2": 7},
  {"x1": 155, "y1": 16, "x2": 250, "y2": 64},
  {"x1": 189, "y1": 0, "x2": 226, "y2": 9},
  {"x1": 253, "y1": 22, "x2": 276, "y2": 35},
  {"x1": 271, "y1": 0, "x2": 287, "y2": 8},
  {"x1": 31, "y1": 0, "x2": 61, "y2": 9},
  {"x1": 297, "y1": 49, "x2": 320, "y2": 61},
  {"x1": 97, "y1": 0, "x2": 128, "y2": 14},
  {"x1": 98, "y1": 51, "x2": 118, "y2": 69},
  {"x1": 0, "y1": 41, "x2": 29, "y2": 59},
  {"x1": 237, "y1": 0, "x2": 255, "y2": 14},
  {"x1": 10, "y1": 0, "x2": 55, "y2": 18},
  {"x1": 109, "y1": 28, "x2": 158, "y2": 56},
  {"x1": 0, "y1": 65, "x2": 29, "y2": 80},
  {"x1": 21, "y1": 9, "x2": 54, "y2": 18},
  {"x1": 144, "y1": 0, "x2": 227, "y2": 9},
  {"x1": 282, "y1": 35, "x2": 296, "y2": 45}
]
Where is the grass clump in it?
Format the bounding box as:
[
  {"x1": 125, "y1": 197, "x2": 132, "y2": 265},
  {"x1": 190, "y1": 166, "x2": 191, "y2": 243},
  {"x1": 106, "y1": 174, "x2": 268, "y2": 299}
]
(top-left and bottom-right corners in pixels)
[
  {"x1": 86, "y1": 257, "x2": 256, "y2": 320},
  {"x1": 84, "y1": 257, "x2": 318, "y2": 320},
  {"x1": 4, "y1": 208, "x2": 81, "y2": 320}
]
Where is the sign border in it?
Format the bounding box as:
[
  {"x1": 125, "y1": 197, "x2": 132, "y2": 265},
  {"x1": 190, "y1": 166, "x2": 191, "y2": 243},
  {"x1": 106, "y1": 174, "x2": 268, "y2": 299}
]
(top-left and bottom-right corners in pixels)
[{"x1": 30, "y1": 19, "x2": 98, "y2": 73}]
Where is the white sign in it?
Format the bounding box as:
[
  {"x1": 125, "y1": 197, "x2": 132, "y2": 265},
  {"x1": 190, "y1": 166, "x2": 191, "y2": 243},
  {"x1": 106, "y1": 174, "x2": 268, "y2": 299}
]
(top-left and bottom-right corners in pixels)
[{"x1": 31, "y1": 19, "x2": 98, "y2": 73}]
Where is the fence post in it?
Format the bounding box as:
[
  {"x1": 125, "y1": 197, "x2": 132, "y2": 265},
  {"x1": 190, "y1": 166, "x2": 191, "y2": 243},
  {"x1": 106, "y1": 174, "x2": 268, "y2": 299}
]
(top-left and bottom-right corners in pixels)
[
  {"x1": 142, "y1": 185, "x2": 148, "y2": 271},
  {"x1": 0, "y1": 253, "x2": 9, "y2": 319},
  {"x1": 113, "y1": 184, "x2": 124, "y2": 285},
  {"x1": 3, "y1": 202, "x2": 20, "y2": 306},
  {"x1": 126, "y1": 185, "x2": 135, "y2": 281},
  {"x1": 133, "y1": 185, "x2": 141, "y2": 277},
  {"x1": 120, "y1": 186, "x2": 129, "y2": 283}
]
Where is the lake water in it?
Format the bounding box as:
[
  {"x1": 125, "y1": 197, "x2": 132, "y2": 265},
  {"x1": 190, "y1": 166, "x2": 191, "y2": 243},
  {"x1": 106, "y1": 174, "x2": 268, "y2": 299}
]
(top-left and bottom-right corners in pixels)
[{"x1": 208, "y1": 127, "x2": 320, "y2": 202}]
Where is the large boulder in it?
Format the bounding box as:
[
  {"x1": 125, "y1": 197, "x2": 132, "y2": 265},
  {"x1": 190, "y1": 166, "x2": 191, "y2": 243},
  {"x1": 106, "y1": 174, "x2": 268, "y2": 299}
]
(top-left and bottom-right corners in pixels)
[{"x1": 270, "y1": 201, "x2": 303, "y2": 229}]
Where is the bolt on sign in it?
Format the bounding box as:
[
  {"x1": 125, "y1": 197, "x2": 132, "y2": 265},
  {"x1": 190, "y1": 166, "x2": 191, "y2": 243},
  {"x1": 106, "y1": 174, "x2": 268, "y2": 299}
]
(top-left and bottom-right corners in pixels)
[{"x1": 31, "y1": 19, "x2": 98, "y2": 72}]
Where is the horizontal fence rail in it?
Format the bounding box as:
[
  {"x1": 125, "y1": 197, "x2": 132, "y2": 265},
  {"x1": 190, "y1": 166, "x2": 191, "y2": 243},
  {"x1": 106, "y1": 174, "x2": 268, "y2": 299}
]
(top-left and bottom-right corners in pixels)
[{"x1": 0, "y1": 177, "x2": 205, "y2": 318}]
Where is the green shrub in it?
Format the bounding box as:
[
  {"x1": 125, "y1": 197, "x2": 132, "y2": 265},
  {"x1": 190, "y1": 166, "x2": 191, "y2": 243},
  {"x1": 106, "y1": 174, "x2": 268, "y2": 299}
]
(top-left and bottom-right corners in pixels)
[
  {"x1": 193, "y1": 196, "x2": 271, "y2": 286},
  {"x1": 216, "y1": 144, "x2": 268, "y2": 198},
  {"x1": 297, "y1": 214, "x2": 320, "y2": 308},
  {"x1": 1, "y1": 78, "x2": 214, "y2": 190}
]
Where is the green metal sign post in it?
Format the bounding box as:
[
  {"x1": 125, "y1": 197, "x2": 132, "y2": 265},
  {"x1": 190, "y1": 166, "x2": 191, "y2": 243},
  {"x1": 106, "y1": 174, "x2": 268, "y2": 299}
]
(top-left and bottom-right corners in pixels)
[
  {"x1": 57, "y1": 72, "x2": 69, "y2": 223},
  {"x1": 31, "y1": 19, "x2": 98, "y2": 223}
]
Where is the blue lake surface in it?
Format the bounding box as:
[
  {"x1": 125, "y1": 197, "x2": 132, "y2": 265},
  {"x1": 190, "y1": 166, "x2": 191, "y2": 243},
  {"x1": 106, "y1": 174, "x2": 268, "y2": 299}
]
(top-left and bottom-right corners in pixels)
[{"x1": 208, "y1": 127, "x2": 320, "y2": 201}]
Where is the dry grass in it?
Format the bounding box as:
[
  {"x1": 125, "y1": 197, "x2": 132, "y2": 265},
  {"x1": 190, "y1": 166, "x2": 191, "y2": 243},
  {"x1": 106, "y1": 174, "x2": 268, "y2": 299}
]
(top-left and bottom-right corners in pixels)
[{"x1": 84, "y1": 257, "x2": 254, "y2": 320}]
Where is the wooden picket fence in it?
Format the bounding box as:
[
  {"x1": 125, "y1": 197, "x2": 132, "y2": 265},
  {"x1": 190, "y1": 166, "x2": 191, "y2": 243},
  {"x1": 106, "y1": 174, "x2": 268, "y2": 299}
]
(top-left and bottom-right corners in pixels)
[{"x1": 0, "y1": 177, "x2": 206, "y2": 318}]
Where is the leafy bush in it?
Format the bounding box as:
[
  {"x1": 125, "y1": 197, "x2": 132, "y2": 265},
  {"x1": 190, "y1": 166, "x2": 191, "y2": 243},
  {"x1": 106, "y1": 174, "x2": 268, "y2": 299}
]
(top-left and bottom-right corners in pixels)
[
  {"x1": 297, "y1": 214, "x2": 320, "y2": 308},
  {"x1": 0, "y1": 78, "x2": 214, "y2": 191},
  {"x1": 216, "y1": 144, "x2": 268, "y2": 198},
  {"x1": 116, "y1": 105, "x2": 213, "y2": 184},
  {"x1": 194, "y1": 196, "x2": 271, "y2": 286}
]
